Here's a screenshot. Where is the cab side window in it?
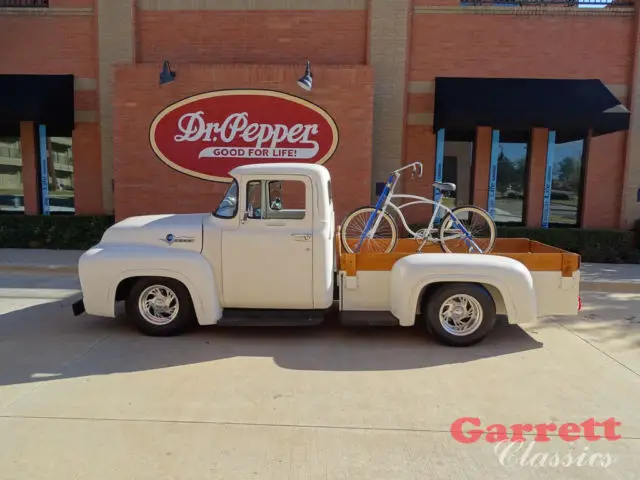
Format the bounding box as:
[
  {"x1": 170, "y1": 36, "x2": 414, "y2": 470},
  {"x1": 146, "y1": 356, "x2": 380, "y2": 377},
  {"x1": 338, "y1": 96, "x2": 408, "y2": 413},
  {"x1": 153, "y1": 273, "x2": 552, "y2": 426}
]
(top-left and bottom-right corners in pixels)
[{"x1": 267, "y1": 180, "x2": 306, "y2": 220}]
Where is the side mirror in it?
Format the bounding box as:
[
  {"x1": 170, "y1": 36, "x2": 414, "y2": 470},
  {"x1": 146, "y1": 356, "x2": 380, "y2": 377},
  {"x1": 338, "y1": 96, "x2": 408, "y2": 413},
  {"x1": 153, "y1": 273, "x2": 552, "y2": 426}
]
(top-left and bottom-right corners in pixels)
[{"x1": 271, "y1": 197, "x2": 282, "y2": 211}]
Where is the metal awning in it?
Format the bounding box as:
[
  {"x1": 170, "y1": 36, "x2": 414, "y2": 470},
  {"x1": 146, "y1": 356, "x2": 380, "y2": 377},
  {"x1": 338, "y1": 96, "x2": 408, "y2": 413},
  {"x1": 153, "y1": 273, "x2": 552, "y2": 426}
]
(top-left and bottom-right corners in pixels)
[
  {"x1": 433, "y1": 77, "x2": 630, "y2": 140},
  {"x1": 0, "y1": 74, "x2": 74, "y2": 136}
]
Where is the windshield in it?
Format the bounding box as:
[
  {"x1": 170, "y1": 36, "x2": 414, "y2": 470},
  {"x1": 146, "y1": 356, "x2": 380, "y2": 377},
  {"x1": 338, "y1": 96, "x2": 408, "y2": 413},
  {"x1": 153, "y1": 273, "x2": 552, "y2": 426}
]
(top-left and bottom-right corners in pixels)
[{"x1": 213, "y1": 180, "x2": 239, "y2": 218}]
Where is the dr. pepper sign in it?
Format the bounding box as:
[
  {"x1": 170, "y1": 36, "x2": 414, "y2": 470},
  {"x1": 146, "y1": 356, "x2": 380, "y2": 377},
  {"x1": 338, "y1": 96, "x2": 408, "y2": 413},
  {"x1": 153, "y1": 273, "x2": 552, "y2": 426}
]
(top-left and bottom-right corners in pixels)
[{"x1": 149, "y1": 89, "x2": 339, "y2": 182}]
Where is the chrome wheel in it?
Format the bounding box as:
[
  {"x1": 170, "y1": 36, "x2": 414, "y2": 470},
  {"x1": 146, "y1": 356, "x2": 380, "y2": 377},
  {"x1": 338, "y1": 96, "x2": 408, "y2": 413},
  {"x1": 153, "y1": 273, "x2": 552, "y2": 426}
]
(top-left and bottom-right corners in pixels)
[
  {"x1": 438, "y1": 293, "x2": 483, "y2": 336},
  {"x1": 138, "y1": 284, "x2": 180, "y2": 326}
]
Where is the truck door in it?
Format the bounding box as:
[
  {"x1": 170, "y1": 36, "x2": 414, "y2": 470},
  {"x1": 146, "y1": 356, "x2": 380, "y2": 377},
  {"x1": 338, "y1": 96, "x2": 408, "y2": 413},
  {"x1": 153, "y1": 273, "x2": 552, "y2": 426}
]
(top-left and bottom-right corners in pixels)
[{"x1": 221, "y1": 175, "x2": 314, "y2": 309}]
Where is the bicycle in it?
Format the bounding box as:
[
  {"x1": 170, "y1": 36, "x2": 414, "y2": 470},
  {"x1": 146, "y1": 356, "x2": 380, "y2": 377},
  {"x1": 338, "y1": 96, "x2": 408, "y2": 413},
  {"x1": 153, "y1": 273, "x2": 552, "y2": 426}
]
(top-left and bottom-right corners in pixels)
[{"x1": 340, "y1": 161, "x2": 497, "y2": 255}]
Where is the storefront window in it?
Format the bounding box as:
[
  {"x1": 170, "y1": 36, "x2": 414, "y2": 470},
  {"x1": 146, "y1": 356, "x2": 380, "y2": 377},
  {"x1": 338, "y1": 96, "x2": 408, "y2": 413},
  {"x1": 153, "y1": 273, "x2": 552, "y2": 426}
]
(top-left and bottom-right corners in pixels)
[
  {"x1": 46, "y1": 136, "x2": 75, "y2": 214},
  {"x1": 0, "y1": 136, "x2": 24, "y2": 213},
  {"x1": 548, "y1": 138, "x2": 585, "y2": 226},
  {"x1": 441, "y1": 130, "x2": 475, "y2": 209},
  {"x1": 491, "y1": 131, "x2": 529, "y2": 225}
]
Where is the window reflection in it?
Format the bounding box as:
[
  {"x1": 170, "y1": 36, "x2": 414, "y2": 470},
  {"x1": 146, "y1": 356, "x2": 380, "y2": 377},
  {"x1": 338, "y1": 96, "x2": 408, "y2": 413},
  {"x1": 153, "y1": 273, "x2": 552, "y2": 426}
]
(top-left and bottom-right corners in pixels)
[
  {"x1": 0, "y1": 136, "x2": 24, "y2": 213},
  {"x1": 550, "y1": 139, "x2": 584, "y2": 226},
  {"x1": 214, "y1": 180, "x2": 238, "y2": 218},
  {"x1": 493, "y1": 133, "x2": 529, "y2": 224},
  {"x1": 46, "y1": 137, "x2": 75, "y2": 214},
  {"x1": 442, "y1": 131, "x2": 474, "y2": 209}
]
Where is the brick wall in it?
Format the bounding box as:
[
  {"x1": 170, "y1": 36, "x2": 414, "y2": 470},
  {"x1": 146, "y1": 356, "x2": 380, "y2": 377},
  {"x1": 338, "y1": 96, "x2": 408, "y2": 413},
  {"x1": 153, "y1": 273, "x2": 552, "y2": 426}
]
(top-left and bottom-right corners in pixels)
[
  {"x1": 137, "y1": 10, "x2": 367, "y2": 65},
  {"x1": 113, "y1": 64, "x2": 374, "y2": 223},
  {"x1": 3, "y1": 2, "x2": 638, "y2": 229},
  {"x1": 405, "y1": 9, "x2": 636, "y2": 228},
  {"x1": 0, "y1": 3, "x2": 103, "y2": 214}
]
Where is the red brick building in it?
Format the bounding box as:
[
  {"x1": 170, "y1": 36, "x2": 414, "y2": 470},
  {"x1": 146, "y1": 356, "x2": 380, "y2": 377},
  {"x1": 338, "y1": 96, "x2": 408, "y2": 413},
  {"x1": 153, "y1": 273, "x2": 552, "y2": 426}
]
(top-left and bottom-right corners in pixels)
[{"x1": 1, "y1": 0, "x2": 639, "y2": 229}]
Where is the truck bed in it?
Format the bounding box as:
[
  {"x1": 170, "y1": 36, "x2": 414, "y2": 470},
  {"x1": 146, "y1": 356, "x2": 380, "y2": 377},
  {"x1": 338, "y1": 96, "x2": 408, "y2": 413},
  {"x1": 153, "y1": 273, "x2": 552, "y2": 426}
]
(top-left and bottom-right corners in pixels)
[
  {"x1": 335, "y1": 229, "x2": 581, "y2": 319},
  {"x1": 336, "y1": 230, "x2": 580, "y2": 277}
]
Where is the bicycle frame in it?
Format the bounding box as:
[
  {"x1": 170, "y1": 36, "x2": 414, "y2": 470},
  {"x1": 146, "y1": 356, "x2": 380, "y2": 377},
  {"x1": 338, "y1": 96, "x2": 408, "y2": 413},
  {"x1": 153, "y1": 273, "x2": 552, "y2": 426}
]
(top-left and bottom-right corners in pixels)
[{"x1": 353, "y1": 162, "x2": 483, "y2": 253}]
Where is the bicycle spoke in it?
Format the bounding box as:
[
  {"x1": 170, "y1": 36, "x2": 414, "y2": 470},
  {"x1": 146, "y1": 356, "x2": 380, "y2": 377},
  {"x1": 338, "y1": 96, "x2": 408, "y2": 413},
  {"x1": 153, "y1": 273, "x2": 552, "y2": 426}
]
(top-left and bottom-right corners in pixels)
[{"x1": 341, "y1": 207, "x2": 398, "y2": 254}]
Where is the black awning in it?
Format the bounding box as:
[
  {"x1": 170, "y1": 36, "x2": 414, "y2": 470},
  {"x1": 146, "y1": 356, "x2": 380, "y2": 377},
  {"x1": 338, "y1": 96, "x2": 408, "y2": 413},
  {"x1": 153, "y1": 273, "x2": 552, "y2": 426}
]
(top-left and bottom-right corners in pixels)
[
  {"x1": 0, "y1": 74, "x2": 74, "y2": 136},
  {"x1": 433, "y1": 77, "x2": 630, "y2": 139}
]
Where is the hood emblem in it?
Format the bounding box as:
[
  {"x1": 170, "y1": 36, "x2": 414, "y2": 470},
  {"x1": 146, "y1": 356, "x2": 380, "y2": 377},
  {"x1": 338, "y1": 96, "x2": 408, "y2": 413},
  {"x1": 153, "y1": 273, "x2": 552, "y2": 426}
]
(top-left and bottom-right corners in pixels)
[{"x1": 160, "y1": 233, "x2": 195, "y2": 245}]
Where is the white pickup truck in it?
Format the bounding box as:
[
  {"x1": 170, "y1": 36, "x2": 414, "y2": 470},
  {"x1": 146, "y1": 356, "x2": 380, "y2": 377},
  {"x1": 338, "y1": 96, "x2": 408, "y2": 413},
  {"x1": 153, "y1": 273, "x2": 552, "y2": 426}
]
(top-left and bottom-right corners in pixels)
[{"x1": 73, "y1": 163, "x2": 581, "y2": 347}]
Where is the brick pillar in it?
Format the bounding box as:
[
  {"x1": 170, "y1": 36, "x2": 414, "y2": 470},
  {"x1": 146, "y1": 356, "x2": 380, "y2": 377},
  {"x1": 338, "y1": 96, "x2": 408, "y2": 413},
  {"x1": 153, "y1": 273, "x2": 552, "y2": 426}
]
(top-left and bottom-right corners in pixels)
[
  {"x1": 98, "y1": 0, "x2": 135, "y2": 214},
  {"x1": 369, "y1": 0, "x2": 411, "y2": 201},
  {"x1": 525, "y1": 128, "x2": 549, "y2": 227},
  {"x1": 472, "y1": 126, "x2": 492, "y2": 209},
  {"x1": 19, "y1": 122, "x2": 39, "y2": 215}
]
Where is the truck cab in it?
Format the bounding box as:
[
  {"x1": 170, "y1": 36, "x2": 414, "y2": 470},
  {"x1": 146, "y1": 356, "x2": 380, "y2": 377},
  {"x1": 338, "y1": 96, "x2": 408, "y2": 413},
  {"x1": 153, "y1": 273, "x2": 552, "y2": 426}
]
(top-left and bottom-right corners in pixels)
[{"x1": 201, "y1": 163, "x2": 335, "y2": 311}]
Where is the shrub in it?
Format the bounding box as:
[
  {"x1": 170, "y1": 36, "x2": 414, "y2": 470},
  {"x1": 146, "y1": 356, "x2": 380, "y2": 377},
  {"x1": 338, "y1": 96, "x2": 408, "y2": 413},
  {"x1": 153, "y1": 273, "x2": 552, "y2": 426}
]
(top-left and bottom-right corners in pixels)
[{"x1": 0, "y1": 215, "x2": 115, "y2": 250}]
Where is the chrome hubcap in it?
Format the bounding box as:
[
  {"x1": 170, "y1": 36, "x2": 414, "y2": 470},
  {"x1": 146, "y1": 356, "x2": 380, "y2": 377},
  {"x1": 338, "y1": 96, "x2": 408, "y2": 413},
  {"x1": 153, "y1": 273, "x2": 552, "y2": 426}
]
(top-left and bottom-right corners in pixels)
[
  {"x1": 439, "y1": 294, "x2": 483, "y2": 336},
  {"x1": 138, "y1": 285, "x2": 179, "y2": 326}
]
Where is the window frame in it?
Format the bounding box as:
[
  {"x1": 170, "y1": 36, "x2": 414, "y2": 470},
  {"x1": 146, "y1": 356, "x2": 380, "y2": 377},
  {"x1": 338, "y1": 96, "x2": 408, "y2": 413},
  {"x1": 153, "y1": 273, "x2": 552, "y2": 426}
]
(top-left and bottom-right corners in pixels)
[
  {"x1": 546, "y1": 133, "x2": 589, "y2": 229},
  {"x1": 490, "y1": 129, "x2": 532, "y2": 228}
]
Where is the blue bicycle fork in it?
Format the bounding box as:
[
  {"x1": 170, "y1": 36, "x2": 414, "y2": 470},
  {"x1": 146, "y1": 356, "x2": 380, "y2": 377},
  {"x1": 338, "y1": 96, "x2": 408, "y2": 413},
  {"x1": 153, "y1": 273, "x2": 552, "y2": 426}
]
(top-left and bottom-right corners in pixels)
[
  {"x1": 353, "y1": 173, "x2": 395, "y2": 253},
  {"x1": 450, "y1": 216, "x2": 481, "y2": 253}
]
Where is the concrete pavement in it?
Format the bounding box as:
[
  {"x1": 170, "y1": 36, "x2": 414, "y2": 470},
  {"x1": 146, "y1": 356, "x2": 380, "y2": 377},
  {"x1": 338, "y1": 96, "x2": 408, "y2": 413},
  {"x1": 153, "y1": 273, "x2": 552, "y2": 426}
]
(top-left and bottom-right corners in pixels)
[
  {"x1": 0, "y1": 248, "x2": 637, "y2": 292},
  {"x1": 0, "y1": 270, "x2": 639, "y2": 479}
]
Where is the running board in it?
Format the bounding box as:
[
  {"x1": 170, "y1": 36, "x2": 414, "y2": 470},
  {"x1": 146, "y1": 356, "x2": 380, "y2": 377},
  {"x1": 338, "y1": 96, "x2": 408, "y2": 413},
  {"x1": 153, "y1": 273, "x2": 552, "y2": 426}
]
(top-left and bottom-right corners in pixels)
[
  {"x1": 339, "y1": 311, "x2": 399, "y2": 327},
  {"x1": 217, "y1": 308, "x2": 326, "y2": 327}
]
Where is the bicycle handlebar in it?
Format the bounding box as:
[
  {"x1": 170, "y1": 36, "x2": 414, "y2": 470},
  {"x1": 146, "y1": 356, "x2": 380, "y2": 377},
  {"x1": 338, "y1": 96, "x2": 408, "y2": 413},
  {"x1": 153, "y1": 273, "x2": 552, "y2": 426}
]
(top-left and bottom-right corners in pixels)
[{"x1": 393, "y1": 162, "x2": 423, "y2": 179}]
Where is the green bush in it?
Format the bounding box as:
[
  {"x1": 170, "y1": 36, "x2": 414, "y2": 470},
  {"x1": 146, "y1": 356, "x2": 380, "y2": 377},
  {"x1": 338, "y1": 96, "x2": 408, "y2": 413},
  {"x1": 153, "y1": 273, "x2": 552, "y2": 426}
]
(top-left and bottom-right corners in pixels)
[
  {"x1": 0, "y1": 215, "x2": 115, "y2": 250},
  {"x1": 409, "y1": 222, "x2": 640, "y2": 264}
]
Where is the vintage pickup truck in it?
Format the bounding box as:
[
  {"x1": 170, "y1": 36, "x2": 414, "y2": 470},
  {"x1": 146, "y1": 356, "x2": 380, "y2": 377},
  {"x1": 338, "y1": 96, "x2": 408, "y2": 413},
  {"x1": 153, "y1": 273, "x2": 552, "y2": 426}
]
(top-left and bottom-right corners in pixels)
[{"x1": 73, "y1": 163, "x2": 581, "y2": 347}]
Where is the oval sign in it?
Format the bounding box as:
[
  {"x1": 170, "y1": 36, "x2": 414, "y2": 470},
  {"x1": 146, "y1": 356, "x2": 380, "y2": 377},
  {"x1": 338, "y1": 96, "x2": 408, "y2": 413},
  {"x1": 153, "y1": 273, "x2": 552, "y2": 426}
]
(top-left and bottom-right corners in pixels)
[{"x1": 149, "y1": 89, "x2": 339, "y2": 182}]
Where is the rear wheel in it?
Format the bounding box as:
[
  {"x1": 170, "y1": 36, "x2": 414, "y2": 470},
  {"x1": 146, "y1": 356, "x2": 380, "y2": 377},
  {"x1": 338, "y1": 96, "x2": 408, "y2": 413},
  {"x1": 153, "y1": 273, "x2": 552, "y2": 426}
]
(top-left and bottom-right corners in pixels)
[
  {"x1": 438, "y1": 205, "x2": 496, "y2": 254},
  {"x1": 422, "y1": 283, "x2": 496, "y2": 347},
  {"x1": 126, "y1": 277, "x2": 195, "y2": 336},
  {"x1": 340, "y1": 206, "x2": 398, "y2": 254}
]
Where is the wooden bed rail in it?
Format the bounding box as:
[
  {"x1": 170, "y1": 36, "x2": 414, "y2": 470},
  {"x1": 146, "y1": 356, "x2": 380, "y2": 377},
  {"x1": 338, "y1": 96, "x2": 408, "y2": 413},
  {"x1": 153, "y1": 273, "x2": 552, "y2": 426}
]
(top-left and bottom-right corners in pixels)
[{"x1": 335, "y1": 230, "x2": 580, "y2": 277}]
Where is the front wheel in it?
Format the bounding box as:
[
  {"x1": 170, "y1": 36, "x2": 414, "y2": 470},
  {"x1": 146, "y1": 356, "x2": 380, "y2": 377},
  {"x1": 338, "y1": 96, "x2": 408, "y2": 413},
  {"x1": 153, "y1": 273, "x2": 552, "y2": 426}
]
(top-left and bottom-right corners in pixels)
[
  {"x1": 423, "y1": 283, "x2": 496, "y2": 347},
  {"x1": 340, "y1": 206, "x2": 398, "y2": 254},
  {"x1": 126, "y1": 277, "x2": 195, "y2": 336},
  {"x1": 438, "y1": 205, "x2": 496, "y2": 254}
]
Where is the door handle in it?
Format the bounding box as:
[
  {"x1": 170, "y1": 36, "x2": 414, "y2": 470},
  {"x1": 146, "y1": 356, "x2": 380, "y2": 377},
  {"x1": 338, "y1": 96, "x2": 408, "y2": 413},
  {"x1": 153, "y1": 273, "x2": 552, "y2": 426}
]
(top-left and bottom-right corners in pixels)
[{"x1": 291, "y1": 233, "x2": 312, "y2": 241}]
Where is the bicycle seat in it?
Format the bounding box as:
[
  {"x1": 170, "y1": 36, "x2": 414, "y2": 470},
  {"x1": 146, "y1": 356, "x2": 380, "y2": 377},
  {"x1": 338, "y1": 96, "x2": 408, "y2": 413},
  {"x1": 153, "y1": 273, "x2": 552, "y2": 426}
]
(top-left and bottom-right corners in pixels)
[{"x1": 432, "y1": 181, "x2": 456, "y2": 192}]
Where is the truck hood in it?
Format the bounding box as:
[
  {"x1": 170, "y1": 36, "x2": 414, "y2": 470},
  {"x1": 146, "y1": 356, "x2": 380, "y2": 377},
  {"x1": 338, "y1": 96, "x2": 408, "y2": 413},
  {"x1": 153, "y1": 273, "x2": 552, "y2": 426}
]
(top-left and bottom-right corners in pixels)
[{"x1": 99, "y1": 213, "x2": 208, "y2": 252}]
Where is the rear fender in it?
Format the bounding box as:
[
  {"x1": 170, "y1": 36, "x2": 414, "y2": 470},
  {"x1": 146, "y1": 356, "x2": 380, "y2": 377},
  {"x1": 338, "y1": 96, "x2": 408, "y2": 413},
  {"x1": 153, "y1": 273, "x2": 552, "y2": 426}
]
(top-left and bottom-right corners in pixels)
[{"x1": 389, "y1": 254, "x2": 537, "y2": 326}]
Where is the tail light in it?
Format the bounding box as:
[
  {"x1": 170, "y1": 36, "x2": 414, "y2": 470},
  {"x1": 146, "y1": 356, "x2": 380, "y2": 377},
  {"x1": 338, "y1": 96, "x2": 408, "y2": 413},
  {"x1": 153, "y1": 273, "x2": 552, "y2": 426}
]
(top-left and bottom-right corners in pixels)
[{"x1": 578, "y1": 296, "x2": 582, "y2": 312}]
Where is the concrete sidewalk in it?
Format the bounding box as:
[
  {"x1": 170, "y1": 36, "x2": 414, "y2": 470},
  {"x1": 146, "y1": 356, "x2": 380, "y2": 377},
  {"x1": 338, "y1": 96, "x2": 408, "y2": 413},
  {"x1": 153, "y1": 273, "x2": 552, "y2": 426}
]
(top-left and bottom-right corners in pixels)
[{"x1": 0, "y1": 248, "x2": 637, "y2": 292}]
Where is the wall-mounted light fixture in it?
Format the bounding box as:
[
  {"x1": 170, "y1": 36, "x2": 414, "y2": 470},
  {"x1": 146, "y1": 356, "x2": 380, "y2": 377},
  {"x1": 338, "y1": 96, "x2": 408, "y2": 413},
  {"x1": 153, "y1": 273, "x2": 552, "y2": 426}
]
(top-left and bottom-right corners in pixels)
[
  {"x1": 160, "y1": 61, "x2": 176, "y2": 85},
  {"x1": 297, "y1": 60, "x2": 312, "y2": 91}
]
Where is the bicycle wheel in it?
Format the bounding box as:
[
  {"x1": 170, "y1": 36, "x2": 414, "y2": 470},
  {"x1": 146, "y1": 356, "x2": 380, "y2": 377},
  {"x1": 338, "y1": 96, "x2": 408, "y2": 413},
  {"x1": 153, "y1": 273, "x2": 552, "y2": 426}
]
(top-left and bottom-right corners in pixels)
[
  {"x1": 438, "y1": 206, "x2": 496, "y2": 254},
  {"x1": 340, "y1": 206, "x2": 398, "y2": 254}
]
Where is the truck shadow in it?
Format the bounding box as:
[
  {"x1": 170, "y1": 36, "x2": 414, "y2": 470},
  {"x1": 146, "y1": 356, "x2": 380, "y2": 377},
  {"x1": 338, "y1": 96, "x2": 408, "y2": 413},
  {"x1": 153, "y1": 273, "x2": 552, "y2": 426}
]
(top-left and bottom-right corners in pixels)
[{"x1": 0, "y1": 296, "x2": 543, "y2": 387}]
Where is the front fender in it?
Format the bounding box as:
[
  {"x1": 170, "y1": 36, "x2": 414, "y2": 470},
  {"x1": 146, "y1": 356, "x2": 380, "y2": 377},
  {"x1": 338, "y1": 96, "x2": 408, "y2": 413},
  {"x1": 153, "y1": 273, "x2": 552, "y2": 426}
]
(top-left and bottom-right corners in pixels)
[
  {"x1": 78, "y1": 244, "x2": 222, "y2": 325},
  {"x1": 389, "y1": 254, "x2": 537, "y2": 326}
]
